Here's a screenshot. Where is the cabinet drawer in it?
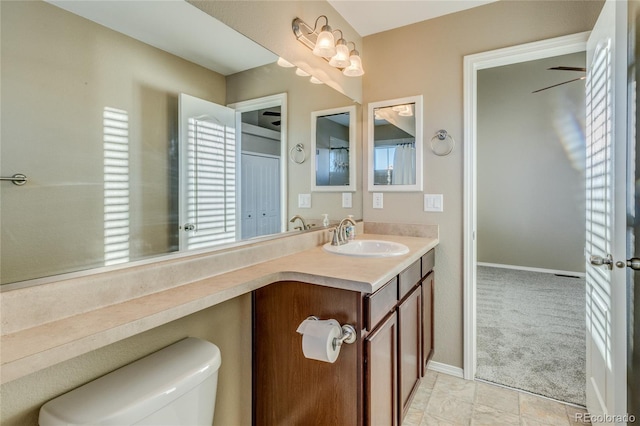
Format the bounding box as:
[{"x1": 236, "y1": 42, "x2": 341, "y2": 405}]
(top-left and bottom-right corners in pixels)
[
  {"x1": 421, "y1": 249, "x2": 435, "y2": 277},
  {"x1": 399, "y1": 260, "x2": 421, "y2": 300},
  {"x1": 365, "y1": 277, "x2": 398, "y2": 330}
]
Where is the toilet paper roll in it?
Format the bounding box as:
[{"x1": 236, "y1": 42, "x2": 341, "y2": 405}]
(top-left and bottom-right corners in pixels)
[{"x1": 296, "y1": 319, "x2": 342, "y2": 363}]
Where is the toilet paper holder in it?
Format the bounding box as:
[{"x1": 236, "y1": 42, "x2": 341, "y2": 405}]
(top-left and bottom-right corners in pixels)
[{"x1": 306, "y1": 316, "x2": 357, "y2": 349}]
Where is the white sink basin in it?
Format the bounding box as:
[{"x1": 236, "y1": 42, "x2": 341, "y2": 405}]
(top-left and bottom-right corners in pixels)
[{"x1": 323, "y1": 240, "x2": 410, "y2": 258}]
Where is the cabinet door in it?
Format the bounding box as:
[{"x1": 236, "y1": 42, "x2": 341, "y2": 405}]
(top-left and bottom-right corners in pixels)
[
  {"x1": 365, "y1": 313, "x2": 398, "y2": 426},
  {"x1": 398, "y1": 285, "x2": 421, "y2": 421},
  {"x1": 254, "y1": 281, "x2": 362, "y2": 426},
  {"x1": 422, "y1": 272, "x2": 434, "y2": 376}
]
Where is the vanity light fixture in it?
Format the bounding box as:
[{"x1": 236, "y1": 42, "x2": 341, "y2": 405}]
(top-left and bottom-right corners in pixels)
[
  {"x1": 392, "y1": 104, "x2": 414, "y2": 117},
  {"x1": 295, "y1": 68, "x2": 311, "y2": 77},
  {"x1": 292, "y1": 16, "x2": 365, "y2": 77},
  {"x1": 277, "y1": 57, "x2": 295, "y2": 68},
  {"x1": 309, "y1": 76, "x2": 324, "y2": 84},
  {"x1": 342, "y1": 43, "x2": 365, "y2": 77},
  {"x1": 328, "y1": 31, "x2": 351, "y2": 68}
]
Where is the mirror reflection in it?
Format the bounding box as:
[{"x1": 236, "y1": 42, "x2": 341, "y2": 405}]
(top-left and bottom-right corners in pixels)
[
  {"x1": 368, "y1": 96, "x2": 423, "y2": 192},
  {"x1": 0, "y1": 0, "x2": 361, "y2": 285},
  {"x1": 311, "y1": 106, "x2": 356, "y2": 192}
]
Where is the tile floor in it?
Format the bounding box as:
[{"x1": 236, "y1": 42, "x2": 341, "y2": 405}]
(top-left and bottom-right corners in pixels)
[{"x1": 403, "y1": 371, "x2": 590, "y2": 426}]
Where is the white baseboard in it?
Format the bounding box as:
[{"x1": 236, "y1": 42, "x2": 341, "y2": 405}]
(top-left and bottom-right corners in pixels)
[
  {"x1": 427, "y1": 361, "x2": 464, "y2": 378},
  {"x1": 476, "y1": 262, "x2": 585, "y2": 278}
]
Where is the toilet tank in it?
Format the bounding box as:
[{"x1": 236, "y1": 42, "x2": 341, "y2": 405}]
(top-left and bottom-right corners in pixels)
[{"x1": 39, "y1": 337, "x2": 221, "y2": 426}]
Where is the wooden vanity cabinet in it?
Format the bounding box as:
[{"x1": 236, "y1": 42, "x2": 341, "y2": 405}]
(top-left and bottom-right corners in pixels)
[
  {"x1": 422, "y1": 271, "x2": 434, "y2": 375},
  {"x1": 364, "y1": 312, "x2": 398, "y2": 426},
  {"x1": 253, "y1": 281, "x2": 363, "y2": 426},
  {"x1": 365, "y1": 248, "x2": 435, "y2": 425},
  {"x1": 398, "y1": 284, "x2": 422, "y2": 420},
  {"x1": 421, "y1": 249, "x2": 435, "y2": 374},
  {"x1": 252, "y1": 248, "x2": 435, "y2": 426}
]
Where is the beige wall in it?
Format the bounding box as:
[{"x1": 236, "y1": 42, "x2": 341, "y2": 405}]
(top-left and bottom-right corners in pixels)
[
  {"x1": 226, "y1": 63, "x2": 363, "y2": 226},
  {"x1": 0, "y1": 295, "x2": 252, "y2": 426},
  {"x1": 0, "y1": 1, "x2": 226, "y2": 283},
  {"x1": 189, "y1": 0, "x2": 362, "y2": 103},
  {"x1": 0, "y1": 1, "x2": 606, "y2": 424},
  {"x1": 477, "y1": 52, "x2": 586, "y2": 273},
  {"x1": 362, "y1": 0, "x2": 603, "y2": 369}
]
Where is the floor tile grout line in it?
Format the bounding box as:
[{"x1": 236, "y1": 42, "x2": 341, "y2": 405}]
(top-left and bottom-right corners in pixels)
[
  {"x1": 475, "y1": 377, "x2": 587, "y2": 409},
  {"x1": 406, "y1": 372, "x2": 588, "y2": 426}
]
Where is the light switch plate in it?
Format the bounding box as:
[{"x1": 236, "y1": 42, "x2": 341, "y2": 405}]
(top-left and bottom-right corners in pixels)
[
  {"x1": 424, "y1": 194, "x2": 443, "y2": 212},
  {"x1": 342, "y1": 192, "x2": 352, "y2": 208},
  {"x1": 298, "y1": 193, "x2": 311, "y2": 208},
  {"x1": 373, "y1": 193, "x2": 384, "y2": 209}
]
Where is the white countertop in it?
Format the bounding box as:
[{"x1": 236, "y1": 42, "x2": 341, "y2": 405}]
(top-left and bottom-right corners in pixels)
[{"x1": 0, "y1": 233, "x2": 438, "y2": 384}]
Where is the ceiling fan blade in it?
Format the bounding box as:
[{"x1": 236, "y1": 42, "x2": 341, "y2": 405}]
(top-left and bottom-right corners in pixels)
[
  {"x1": 262, "y1": 111, "x2": 281, "y2": 117},
  {"x1": 532, "y1": 76, "x2": 586, "y2": 93},
  {"x1": 548, "y1": 66, "x2": 587, "y2": 72}
]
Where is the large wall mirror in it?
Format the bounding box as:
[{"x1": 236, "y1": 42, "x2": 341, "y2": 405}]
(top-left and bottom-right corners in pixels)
[
  {"x1": 368, "y1": 95, "x2": 423, "y2": 192},
  {"x1": 0, "y1": 0, "x2": 362, "y2": 286},
  {"x1": 311, "y1": 106, "x2": 356, "y2": 192}
]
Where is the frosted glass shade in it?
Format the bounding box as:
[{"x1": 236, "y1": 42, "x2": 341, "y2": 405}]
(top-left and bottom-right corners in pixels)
[
  {"x1": 343, "y1": 53, "x2": 364, "y2": 77},
  {"x1": 329, "y1": 42, "x2": 351, "y2": 68},
  {"x1": 313, "y1": 27, "x2": 336, "y2": 58}
]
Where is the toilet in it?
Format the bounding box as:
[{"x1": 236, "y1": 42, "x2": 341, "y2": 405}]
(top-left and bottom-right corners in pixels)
[{"x1": 39, "y1": 337, "x2": 221, "y2": 426}]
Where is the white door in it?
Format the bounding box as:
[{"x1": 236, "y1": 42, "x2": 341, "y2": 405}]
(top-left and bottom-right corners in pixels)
[
  {"x1": 241, "y1": 153, "x2": 280, "y2": 240},
  {"x1": 585, "y1": 0, "x2": 628, "y2": 420},
  {"x1": 178, "y1": 93, "x2": 237, "y2": 251}
]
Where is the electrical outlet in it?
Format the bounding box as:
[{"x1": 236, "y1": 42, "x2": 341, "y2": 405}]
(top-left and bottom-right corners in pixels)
[
  {"x1": 342, "y1": 192, "x2": 352, "y2": 208},
  {"x1": 373, "y1": 193, "x2": 384, "y2": 209},
  {"x1": 424, "y1": 194, "x2": 443, "y2": 212},
  {"x1": 298, "y1": 193, "x2": 311, "y2": 208}
]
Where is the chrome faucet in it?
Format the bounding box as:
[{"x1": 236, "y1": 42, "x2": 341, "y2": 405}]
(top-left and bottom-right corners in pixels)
[
  {"x1": 289, "y1": 215, "x2": 310, "y2": 231},
  {"x1": 331, "y1": 217, "x2": 356, "y2": 246}
]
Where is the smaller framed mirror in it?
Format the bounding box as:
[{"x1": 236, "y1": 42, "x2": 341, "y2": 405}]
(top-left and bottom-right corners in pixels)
[
  {"x1": 368, "y1": 95, "x2": 423, "y2": 192},
  {"x1": 311, "y1": 106, "x2": 356, "y2": 192}
]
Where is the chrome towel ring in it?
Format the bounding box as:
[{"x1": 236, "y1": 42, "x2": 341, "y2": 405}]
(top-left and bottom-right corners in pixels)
[
  {"x1": 289, "y1": 143, "x2": 306, "y2": 164},
  {"x1": 430, "y1": 129, "x2": 455, "y2": 156}
]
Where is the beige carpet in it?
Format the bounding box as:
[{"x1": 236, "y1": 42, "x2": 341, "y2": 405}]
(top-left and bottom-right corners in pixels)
[{"x1": 476, "y1": 266, "x2": 586, "y2": 406}]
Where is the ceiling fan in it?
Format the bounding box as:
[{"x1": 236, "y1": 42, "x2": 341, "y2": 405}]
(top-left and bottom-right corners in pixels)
[
  {"x1": 532, "y1": 66, "x2": 586, "y2": 93},
  {"x1": 262, "y1": 110, "x2": 281, "y2": 126}
]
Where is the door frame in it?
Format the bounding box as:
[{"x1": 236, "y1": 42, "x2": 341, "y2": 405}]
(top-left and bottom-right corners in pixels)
[
  {"x1": 228, "y1": 93, "x2": 288, "y2": 234},
  {"x1": 462, "y1": 32, "x2": 590, "y2": 380}
]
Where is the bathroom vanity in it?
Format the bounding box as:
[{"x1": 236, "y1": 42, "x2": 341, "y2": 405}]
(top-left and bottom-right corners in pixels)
[{"x1": 253, "y1": 248, "x2": 435, "y2": 426}]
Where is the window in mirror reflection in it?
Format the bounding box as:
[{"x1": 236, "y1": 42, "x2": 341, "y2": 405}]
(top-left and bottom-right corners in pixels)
[
  {"x1": 103, "y1": 107, "x2": 131, "y2": 266},
  {"x1": 368, "y1": 96, "x2": 423, "y2": 192}
]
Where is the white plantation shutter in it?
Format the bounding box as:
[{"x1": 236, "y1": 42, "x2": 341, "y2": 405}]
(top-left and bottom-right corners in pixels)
[
  {"x1": 186, "y1": 118, "x2": 236, "y2": 250},
  {"x1": 585, "y1": 38, "x2": 613, "y2": 407}
]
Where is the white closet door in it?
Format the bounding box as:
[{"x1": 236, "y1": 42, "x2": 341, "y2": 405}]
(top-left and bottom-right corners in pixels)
[{"x1": 241, "y1": 153, "x2": 280, "y2": 239}]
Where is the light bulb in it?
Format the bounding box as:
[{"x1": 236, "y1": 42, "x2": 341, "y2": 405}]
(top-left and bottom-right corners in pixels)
[
  {"x1": 295, "y1": 68, "x2": 310, "y2": 77},
  {"x1": 329, "y1": 40, "x2": 350, "y2": 68},
  {"x1": 312, "y1": 24, "x2": 337, "y2": 58},
  {"x1": 343, "y1": 51, "x2": 364, "y2": 77},
  {"x1": 310, "y1": 76, "x2": 324, "y2": 84}
]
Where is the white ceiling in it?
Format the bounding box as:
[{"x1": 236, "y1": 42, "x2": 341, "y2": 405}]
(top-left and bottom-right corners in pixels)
[
  {"x1": 45, "y1": 0, "x2": 277, "y2": 76},
  {"x1": 45, "y1": 0, "x2": 498, "y2": 75},
  {"x1": 328, "y1": 0, "x2": 499, "y2": 36}
]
